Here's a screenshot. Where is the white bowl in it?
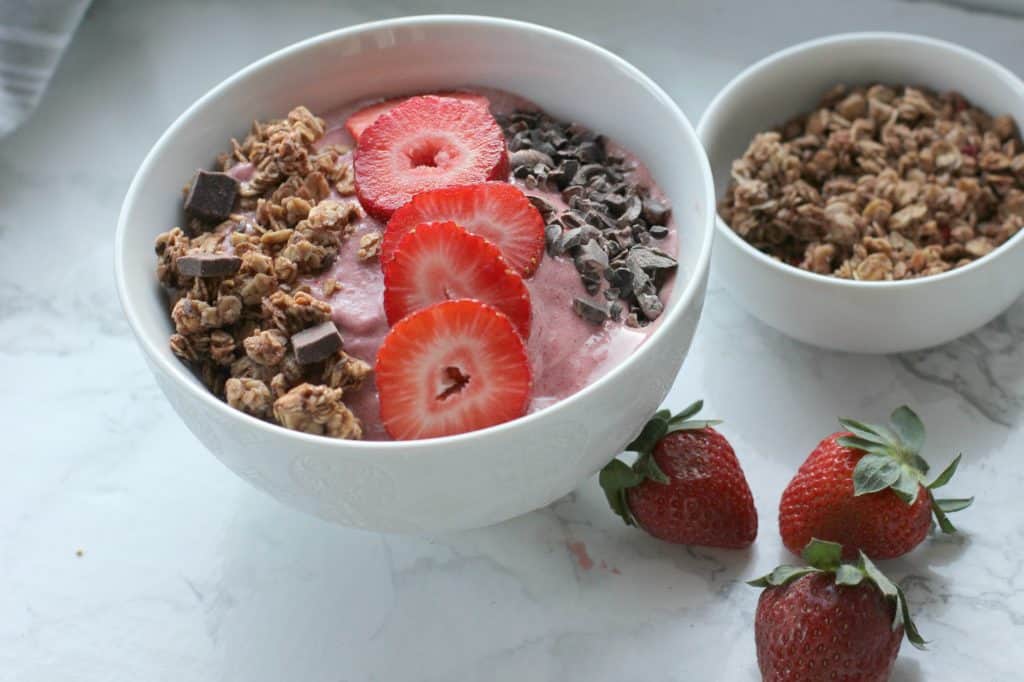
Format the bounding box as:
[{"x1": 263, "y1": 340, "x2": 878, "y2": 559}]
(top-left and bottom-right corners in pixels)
[
  {"x1": 698, "y1": 32, "x2": 1024, "y2": 354},
  {"x1": 114, "y1": 15, "x2": 715, "y2": 533}
]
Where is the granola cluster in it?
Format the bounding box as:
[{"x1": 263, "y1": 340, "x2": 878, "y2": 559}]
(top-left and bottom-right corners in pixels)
[
  {"x1": 155, "y1": 106, "x2": 371, "y2": 439},
  {"x1": 720, "y1": 84, "x2": 1024, "y2": 280}
]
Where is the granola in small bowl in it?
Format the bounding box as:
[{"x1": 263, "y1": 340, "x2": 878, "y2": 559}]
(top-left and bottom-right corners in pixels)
[{"x1": 719, "y1": 83, "x2": 1024, "y2": 281}]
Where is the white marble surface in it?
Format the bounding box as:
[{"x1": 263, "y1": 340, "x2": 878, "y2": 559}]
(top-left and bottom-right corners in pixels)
[{"x1": 2, "y1": 1, "x2": 1024, "y2": 679}]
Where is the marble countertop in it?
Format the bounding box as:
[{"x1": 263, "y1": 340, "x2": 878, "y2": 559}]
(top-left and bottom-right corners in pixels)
[{"x1": 3, "y1": 1, "x2": 1023, "y2": 680}]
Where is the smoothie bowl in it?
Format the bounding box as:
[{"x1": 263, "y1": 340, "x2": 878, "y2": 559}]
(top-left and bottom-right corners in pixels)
[{"x1": 115, "y1": 16, "x2": 714, "y2": 532}]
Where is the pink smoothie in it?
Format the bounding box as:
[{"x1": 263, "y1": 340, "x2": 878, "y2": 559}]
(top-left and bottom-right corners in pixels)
[{"x1": 236, "y1": 90, "x2": 678, "y2": 440}]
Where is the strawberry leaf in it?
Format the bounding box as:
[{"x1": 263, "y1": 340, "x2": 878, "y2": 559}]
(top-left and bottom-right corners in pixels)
[
  {"x1": 852, "y1": 454, "x2": 901, "y2": 495},
  {"x1": 835, "y1": 564, "x2": 865, "y2": 586},
  {"x1": 931, "y1": 500, "x2": 957, "y2": 534},
  {"x1": 890, "y1": 405, "x2": 926, "y2": 453},
  {"x1": 836, "y1": 435, "x2": 896, "y2": 457},
  {"x1": 837, "y1": 417, "x2": 892, "y2": 445},
  {"x1": 802, "y1": 538, "x2": 843, "y2": 571},
  {"x1": 666, "y1": 419, "x2": 723, "y2": 433},
  {"x1": 747, "y1": 566, "x2": 820, "y2": 588},
  {"x1": 860, "y1": 551, "x2": 928, "y2": 648},
  {"x1": 670, "y1": 400, "x2": 703, "y2": 423},
  {"x1": 599, "y1": 458, "x2": 643, "y2": 527},
  {"x1": 935, "y1": 497, "x2": 973, "y2": 513},
  {"x1": 633, "y1": 453, "x2": 670, "y2": 484},
  {"x1": 627, "y1": 415, "x2": 668, "y2": 454},
  {"x1": 928, "y1": 454, "x2": 962, "y2": 490},
  {"x1": 891, "y1": 468, "x2": 922, "y2": 504},
  {"x1": 897, "y1": 585, "x2": 928, "y2": 650}
]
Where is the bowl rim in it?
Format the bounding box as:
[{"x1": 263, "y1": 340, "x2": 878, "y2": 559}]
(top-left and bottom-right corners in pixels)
[
  {"x1": 697, "y1": 30, "x2": 1024, "y2": 291},
  {"x1": 114, "y1": 13, "x2": 716, "y2": 451}
]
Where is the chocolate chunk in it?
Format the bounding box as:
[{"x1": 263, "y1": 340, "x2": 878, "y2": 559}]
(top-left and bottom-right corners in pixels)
[
  {"x1": 535, "y1": 141, "x2": 557, "y2": 157},
  {"x1": 649, "y1": 225, "x2": 670, "y2": 239},
  {"x1": 577, "y1": 141, "x2": 604, "y2": 163},
  {"x1": 609, "y1": 301, "x2": 624, "y2": 320},
  {"x1": 608, "y1": 267, "x2": 635, "y2": 295},
  {"x1": 545, "y1": 224, "x2": 562, "y2": 255},
  {"x1": 573, "y1": 297, "x2": 610, "y2": 324},
  {"x1": 510, "y1": 130, "x2": 532, "y2": 151},
  {"x1": 528, "y1": 195, "x2": 556, "y2": 218},
  {"x1": 642, "y1": 197, "x2": 672, "y2": 224},
  {"x1": 585, "y1": 209, "x2": 618, "y2": 232},
  {"x1": 620, "y1": 195, "x2": 643, "y2": 223},
  {"x1": 603, "y1": 193, "x2": 629, "y2": 216},
  {"x1": 558, "y1": 227, "x2": 584, "y2": 252},
  {"x1": 559, "y1": 211, "x2": 585, "y2": 229},
  {"x1": 575, "y1": 239, "x2": 609, "y2": 275},
  {"x1": 510, "y1": 148, "x2": 555, "y2": 169},
  {"x1": 636, "y1": 292, "x2": 664, "y2": 320},
  {"x1": 567, "y1": 122, "x2": 597, "y2": 143},
  {"x1": 562, "y1": 184, "x2": 585, "y2": 202},
  {"x1": 549, "y1": 160, "x2": 579, "y2": 189},
  {"x1": 176, "y1": 253, "x2": 242, "y2": 278},
  {"x1": 291, "y1": 321, "x2": 343, "y2": 365},
  {"x1": 512, "y1": 164, "x2": 533, "y2": 180},
  {"x1": 571, "y1": 163, "x2": 605, "y2": 187},
  {"x1": 626, "y1": 245, "x2": 678, "y2": 272},
  {"x1": 184, "y1": 170, "x2": 239, "y2": 223}
]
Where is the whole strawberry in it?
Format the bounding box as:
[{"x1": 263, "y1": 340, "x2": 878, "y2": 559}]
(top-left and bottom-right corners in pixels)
[
  {"x1": 750, "y1": 538, "x2": 925, "y2": 682},
  {"x1": 779, "y1": 406, "x2": 972, "y2": 559},
  {"x1": 599, "y1": 401, "x2": 757, "y2": 548}
]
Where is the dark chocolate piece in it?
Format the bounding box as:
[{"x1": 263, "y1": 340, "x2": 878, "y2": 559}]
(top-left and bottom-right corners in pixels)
[
  {"x1": 576, "y1": 141, "x2": 604, "y2": 163},
  {"x1": 509, "y1": 149, "x2": 555, "y2": 169},
  {"x1": 184, "y1": 170, "x2": 239, "y2": 223},
  {"x1": 649, "y1": 225, "x2": 670, "y2": 239},
  {"x1": 637, "y1": 292, "x2": 665, "y2": 320},
  {"x1": 291, "y1": 321, "x2": 343, "y2": 365},
  {"x1": 626, "y1": 245, "x2": 678, "y2": 272},
  {"x1": 573, "y1": 297, "x2": 610, "y2": 324},
  {"x1": 176, "y1": 253, "x2": 242, "y2": 278},
  {"x1": 527, "y1": 195, "x2": 556, "y2": 218},
  {"x1": 575, "y1": 239, "x2": 609, "y2": 276},
  {"x1": 642, "y1": 197, "x2": 672, "y2": 224}
]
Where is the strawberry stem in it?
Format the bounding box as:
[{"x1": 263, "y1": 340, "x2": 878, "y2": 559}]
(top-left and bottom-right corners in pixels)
[{"x1": 840, "y1": 407, "x2": 972, "y2": 532}]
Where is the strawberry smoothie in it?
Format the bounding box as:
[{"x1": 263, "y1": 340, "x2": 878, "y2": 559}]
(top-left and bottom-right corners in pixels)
[
  {"x1": 289, "y1": 91, "x2": 679, "y2": 440},
  {"x1": 163, "y1": 89, "x2": 678, "y2": 440}
]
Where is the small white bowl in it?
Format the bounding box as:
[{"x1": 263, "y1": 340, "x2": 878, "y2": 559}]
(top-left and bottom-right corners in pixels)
[
  {"x1": 114, "y1": 16, "x2": 715, "y2": 533},
  {"x1": 698, "y1": 32, "x2": 1024, "y2": 354}
]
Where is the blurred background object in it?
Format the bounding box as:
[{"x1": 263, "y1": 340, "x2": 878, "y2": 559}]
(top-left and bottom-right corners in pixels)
[{"x1": 1, "y1": 0, "x2": 90, "y2": 137}]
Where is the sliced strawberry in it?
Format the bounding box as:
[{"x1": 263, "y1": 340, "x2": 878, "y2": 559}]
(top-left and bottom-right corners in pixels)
[
  {"x1": 383, "y1": 183, "x2": 545, "y2": 277},
  {"x1": 354, "y1": 96, "x2": 509, "y2": 220},
  {"x1": 375, "y1": 299, "x2": 532, "y2": 440},
  {"x1": 345, "y1": 92, "x2": 491, "y2": 141},
  {"x1": 383, "y1": 221, "x2": 531, "y2": 337}
]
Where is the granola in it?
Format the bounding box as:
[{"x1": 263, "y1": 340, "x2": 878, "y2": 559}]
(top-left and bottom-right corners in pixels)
[
  {"x1": 719, "y1": 84, "x2": 1024, "y2": 280},
  {"x1": 155, "y1": 106, "x2": 369, "y2": 439}
]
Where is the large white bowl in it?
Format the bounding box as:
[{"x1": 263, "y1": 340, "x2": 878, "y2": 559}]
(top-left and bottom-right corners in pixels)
[
  {"x1": 698, "y1": 33, "x2": 1024, "y2": 354},
  {"x1": 115, "y1": 16, "x2": 715, "y2": 533}
]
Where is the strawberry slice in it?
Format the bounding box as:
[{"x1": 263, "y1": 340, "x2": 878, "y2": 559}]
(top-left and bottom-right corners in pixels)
[
  {"x1": 345, "y1": 92, "x2": 491, "y2": 141},
  {"x1": 375, "y1": 299, "x2": 532, "y2": 440},
  {"x1": 354, "y1": 96, "x2": 509, "y2": 220},
  {"x1": 383, "y1": 221, "x2": 532, "y2": 337},
  {"x1": 383, "y1": 183, "x2": 545, "y2": 277}
]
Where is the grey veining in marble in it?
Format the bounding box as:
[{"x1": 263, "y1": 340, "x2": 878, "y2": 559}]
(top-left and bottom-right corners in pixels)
[{"x1": 2, "y1": 1, "x2": 1024, "y2": 680}]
